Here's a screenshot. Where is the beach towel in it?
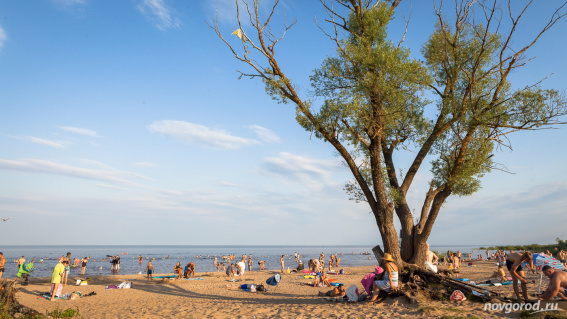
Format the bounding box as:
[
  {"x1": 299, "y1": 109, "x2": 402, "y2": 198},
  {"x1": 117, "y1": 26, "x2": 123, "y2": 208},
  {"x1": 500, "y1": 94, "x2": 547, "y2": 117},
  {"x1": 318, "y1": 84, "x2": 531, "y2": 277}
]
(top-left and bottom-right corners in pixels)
[
  {"x1": 361, "y1": 273, "x2": 376, "y2": 294},
  {"x1": 345, "y1": 285, "x2": 359, "y2": 302}
]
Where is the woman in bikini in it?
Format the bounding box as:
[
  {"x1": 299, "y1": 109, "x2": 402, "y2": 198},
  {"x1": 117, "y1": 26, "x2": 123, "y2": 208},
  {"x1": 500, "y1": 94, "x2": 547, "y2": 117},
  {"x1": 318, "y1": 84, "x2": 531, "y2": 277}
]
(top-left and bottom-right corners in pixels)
[{"x1": 369, "y1": 253, "x2": 398, "y2": 302}]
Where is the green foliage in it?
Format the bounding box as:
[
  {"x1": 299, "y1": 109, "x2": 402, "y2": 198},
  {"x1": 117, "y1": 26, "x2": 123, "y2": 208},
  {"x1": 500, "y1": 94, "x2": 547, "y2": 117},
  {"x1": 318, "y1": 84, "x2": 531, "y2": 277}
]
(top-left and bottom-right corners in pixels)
[{"x1": 46, "y1": 307, "x2": 82, "y2": 319}]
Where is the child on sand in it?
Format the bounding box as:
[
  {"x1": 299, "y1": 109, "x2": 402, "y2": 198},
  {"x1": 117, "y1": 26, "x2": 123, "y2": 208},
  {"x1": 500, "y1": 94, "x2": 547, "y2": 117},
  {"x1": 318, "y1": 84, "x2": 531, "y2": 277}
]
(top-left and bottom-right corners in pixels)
[
  {"x1": 318, "y1": 284, "x2": 346, "y2": 297},
  {"x1": 146, "y1": 261, "x2": 154, "y2": 280}
]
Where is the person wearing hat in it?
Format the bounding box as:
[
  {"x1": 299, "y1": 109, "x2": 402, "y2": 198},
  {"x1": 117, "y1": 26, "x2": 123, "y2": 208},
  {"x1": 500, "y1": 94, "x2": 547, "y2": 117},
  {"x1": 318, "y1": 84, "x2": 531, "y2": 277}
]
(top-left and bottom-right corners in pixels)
[{"x1": 368, "y1": 253, "x2": 398, "y2": 302}]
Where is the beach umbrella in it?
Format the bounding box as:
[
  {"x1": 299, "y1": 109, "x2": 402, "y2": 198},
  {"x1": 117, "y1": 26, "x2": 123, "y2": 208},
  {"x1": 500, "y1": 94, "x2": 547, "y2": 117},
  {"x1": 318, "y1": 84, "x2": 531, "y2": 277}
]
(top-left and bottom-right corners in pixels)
[{"x1": 532, "y1": 254, "x2": 566, "y2": 293}]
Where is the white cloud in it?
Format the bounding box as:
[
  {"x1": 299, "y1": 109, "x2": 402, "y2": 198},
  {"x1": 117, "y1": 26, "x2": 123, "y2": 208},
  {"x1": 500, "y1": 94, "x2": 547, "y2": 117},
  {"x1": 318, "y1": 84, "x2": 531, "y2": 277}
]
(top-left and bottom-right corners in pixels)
[
  {"x1": 137, "y1": 0, "x2": 181, "y2": 31},
  {"x1": 0, "y1": 158, "x2": 147, "y2": 185},
  {"x1": 248, "y1": 125, "x2": 280, "y2": 143},
  {"x1": 59, "y1": 126, "x2": 98, "y2": 137},
  {"x1": 132, "y1": 162, "x2": 158, "y2": 167},
  {"x1": 148, "y1": 120, "x2": 260, "y2": 149},
  {"x1": 260, "y1": 152, "x2": 343, "y2": 189},
  {"x1": 21, "y1": 136, "x2": 69, "y2": 149},
  {"x1": 97, "y1": 184, "x2": 129, "y2": 191},
  {"x1": 0, "y1": 26, "x2": 6, "y2": 50}
]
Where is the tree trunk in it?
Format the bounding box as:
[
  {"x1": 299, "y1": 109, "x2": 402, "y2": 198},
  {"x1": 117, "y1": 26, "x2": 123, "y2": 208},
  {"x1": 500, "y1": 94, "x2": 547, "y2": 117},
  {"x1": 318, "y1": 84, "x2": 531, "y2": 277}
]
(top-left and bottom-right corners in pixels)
[{"x1": 0, "y1": 280, "x2": 43, "y2": 318}]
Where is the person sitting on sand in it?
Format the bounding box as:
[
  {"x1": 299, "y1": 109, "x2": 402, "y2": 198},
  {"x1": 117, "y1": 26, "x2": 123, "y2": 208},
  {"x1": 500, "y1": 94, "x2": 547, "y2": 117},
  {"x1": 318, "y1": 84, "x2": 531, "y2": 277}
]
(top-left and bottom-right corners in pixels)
[
  {"x1": 451, "y1": 253, "x2": 460, "y2": 269},
  {"x1": 174, "y1": 262, "x2": 183, "y2": 278},
  {"x1": 490, "y1": 264, "x2": 508, "y2": 283},
  {"x1": 538, "y1": 265, "x2": 567, "y2": 300},
  {"x1": 146, "y1": 261, "x2": 154, "y2": 280},
  {"x1": 368, "y1": 253, "x2": 398, "y2": 302},
  {"x1": 226, "y1": 263, "x2": 236, "y2": 277},
  {"x1": 318, "y1": 284, "x2": 346, "y2": 297},
  {"x1": 297, "y1": 260, "x2": 304, "y2": 272},
  {"x1": 425, "y1": 243, "x2": 439, "y2": 273},
  {"x1": 184, "y1": 262, "x2": 195, "y2": 278},
  {"x1": 313, "y1": 272, "x2": 330, "y2": 287},
  {"x1": 506, "y1": 251, "x2": 535, "y2": 302}
]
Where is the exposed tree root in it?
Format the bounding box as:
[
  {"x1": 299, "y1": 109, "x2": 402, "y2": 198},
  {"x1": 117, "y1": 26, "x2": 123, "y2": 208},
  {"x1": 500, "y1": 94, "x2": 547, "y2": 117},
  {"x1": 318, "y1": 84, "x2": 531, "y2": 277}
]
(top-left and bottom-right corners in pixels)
[{"x1": 1, "y1": 279, "x2": 44, "y2": 318}]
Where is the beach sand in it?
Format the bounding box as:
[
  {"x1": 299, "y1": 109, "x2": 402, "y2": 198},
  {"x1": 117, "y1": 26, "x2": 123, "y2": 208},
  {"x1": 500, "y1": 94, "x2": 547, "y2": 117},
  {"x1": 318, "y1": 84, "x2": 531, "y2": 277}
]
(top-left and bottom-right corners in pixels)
[{"x1": 12, "y1": 262, "x2": 564, "y2": 318}]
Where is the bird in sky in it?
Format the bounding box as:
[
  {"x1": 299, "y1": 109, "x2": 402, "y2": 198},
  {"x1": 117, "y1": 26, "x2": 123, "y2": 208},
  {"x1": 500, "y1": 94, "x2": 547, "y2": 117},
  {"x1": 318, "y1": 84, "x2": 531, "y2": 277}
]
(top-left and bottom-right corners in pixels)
[{"x1": 1, "y1": 217, "x2": 13, "y2": 222}]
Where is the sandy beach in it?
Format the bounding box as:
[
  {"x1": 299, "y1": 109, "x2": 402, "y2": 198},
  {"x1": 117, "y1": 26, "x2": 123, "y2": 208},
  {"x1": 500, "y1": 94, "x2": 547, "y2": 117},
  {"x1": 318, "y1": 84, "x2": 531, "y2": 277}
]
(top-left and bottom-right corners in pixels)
[{"x1": 10, "y1": 261, "x2": 565, "y2": 318}]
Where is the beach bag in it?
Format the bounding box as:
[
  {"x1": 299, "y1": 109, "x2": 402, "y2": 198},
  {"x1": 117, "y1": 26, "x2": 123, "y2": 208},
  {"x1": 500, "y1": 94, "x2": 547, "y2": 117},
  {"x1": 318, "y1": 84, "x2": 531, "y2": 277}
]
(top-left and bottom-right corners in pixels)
[
  {"x1": 266, "y1": 274, "x2": 281, "y2": 286},
  {"x1": 346, "y1": 285, "x2": 359, "y2": 302},
  {"x1": 118, "y1": 282, "x2": 132, "y2": 289},
  {"x1": 450, "y1": 290, "x2": 466, "y2": 301}
]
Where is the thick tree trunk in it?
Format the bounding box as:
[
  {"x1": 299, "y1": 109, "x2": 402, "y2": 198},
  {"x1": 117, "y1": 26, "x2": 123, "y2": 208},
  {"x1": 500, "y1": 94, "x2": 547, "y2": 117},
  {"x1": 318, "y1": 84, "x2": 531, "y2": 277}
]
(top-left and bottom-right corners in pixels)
[{"x1": 0, "y1": 280, "x2": 43, "y2": 318}]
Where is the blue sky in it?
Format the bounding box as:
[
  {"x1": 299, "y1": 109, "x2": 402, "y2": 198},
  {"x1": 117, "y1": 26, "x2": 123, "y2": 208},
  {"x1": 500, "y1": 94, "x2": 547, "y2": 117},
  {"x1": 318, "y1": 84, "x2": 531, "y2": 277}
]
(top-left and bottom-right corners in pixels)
[{"x1": 0, "y1": 0, "x2": 566, "y2": 246}]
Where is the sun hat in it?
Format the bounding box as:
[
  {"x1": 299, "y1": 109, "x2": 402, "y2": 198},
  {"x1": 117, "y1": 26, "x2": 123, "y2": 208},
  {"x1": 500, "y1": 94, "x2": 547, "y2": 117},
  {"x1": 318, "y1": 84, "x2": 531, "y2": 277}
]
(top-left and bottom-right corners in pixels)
[{"x1": 382, "y1": 253, "x2": 395, "y2": 262}]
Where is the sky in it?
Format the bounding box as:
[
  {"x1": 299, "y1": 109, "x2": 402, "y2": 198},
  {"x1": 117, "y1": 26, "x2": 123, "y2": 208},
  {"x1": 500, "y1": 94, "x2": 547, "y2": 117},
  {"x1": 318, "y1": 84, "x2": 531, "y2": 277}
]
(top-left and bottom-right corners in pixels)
[{"x1": 0, "y1": 0, "x2": 566, "y2": 246}]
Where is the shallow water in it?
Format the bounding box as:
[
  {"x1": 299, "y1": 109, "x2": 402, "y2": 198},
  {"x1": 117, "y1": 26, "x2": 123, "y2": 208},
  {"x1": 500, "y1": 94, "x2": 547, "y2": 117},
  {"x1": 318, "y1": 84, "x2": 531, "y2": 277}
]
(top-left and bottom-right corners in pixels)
[{"x1": 0, "y1": 244, "x2": 483, "y2": 279}]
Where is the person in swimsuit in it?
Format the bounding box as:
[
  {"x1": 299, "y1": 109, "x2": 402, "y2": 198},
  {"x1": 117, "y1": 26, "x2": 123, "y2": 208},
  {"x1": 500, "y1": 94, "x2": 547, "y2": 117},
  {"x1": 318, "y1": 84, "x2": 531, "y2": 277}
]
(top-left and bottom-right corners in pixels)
[
  {"x1": 0, "y1": 252, "x2": 6, "y2": 280},
  {"x1": 145, "y1": 261, "x2": 154, "y2": 280},
  {"x1": 539, "y1": 265, "x2": 567, "y2": 300},
  {"x1": 174, "y1": 262, "x2": 183, "y2": 278},
  {"x1": 280, "y1": 255, "x2": 285, "y2": 273},
  {"x1": 369, "y1": 253, "x2": 398, "y2": 302},
  {"x1": 80, "y1": 257, "x2": 88, "y2": 275},
  {"x1": 185, "y1": 262, "x2": 195, "y2": 278},
  {"x1": 318, "y1": 284, "x2": 346, "y2": 297},
  {"x1": 506, "y1": 251, "x2": 534, "y2": 302},
  {"x1": 248, "y1": 256, "x2": 253, "y2": 271}
]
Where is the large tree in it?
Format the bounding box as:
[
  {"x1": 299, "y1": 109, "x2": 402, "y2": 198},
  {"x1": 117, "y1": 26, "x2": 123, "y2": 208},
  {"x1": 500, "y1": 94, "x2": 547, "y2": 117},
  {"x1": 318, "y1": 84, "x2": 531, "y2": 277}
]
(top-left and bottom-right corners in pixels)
[{"x1": 211, "y1": 0, "x2": 567, "y2": 267}]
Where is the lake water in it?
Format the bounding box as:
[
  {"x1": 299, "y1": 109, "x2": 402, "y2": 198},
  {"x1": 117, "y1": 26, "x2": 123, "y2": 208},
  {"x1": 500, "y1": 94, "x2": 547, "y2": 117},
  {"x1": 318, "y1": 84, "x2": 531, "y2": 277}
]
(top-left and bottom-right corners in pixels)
[{"x1": 0, "y1": 244, "x2": 485, "y2": 279}]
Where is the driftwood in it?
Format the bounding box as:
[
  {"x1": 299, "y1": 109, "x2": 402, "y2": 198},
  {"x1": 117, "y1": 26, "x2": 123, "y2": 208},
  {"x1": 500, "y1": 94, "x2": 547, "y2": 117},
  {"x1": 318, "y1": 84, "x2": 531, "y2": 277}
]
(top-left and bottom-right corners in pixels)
[{"x1": 0, "y1": 279, "x2": 44, "y2": 318}]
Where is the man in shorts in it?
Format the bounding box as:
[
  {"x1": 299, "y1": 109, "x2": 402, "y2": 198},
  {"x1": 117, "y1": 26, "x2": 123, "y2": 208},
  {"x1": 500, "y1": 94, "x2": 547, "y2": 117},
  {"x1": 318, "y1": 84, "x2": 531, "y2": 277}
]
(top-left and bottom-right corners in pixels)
[
  {"x1": 0, "y1": 252, "x2": 6, "y2": 280},
  {"x1": 506, "y1": 251, "x2": 534, "y2": 302},
  {"x1": 538, "y1": 265, "x2": 567, "y2": 300}
]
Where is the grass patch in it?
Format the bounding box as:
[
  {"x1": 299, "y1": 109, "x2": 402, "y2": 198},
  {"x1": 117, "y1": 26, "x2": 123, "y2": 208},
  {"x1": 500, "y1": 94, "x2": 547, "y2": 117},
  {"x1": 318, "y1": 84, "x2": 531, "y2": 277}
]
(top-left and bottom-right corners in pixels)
[{"x1": 46, "y1": 307, "x2": 82, "y2": 318}]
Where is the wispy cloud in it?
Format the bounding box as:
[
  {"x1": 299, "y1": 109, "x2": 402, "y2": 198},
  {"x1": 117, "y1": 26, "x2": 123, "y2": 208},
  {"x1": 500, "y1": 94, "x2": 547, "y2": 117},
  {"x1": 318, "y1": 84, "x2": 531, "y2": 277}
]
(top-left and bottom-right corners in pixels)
[
  {"x1": 0, "y1": 26, "x2": 6, "y2": 50},
  {"x1": 53, "y1": 0, "x2": 86, "y2": 5},
  {"x1": 248, "y1": 125, "x2": 280, "y2": 143},
  {"x1": 97, "y1": 184, "x2": 129, "y2": 191},
  {"x1": 20, "y1": 136, "x2": 69, "y2": 149},
  {"x1": 132, "y1": 162, "x2": 158, "y2": 167},
  {"x1": 148, "y1": 120, "x2": 260, "y2": 150},
  {"x1": 137, "y1": 0, "x2": 181, "y2": 31},
  {"x1": 0, "y1": 158, "x2": 147, "y2": 185},
  {"x1": 59, "y1": 126, "x2": 98, "y2": 137},
  {"x1": 260, "y1": 152, "x2": 342, "y2": 189}
]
